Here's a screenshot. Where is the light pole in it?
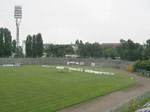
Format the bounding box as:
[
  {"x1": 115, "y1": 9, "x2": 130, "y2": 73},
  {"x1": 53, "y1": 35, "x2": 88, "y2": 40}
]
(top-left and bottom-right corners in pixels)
[{"x1": 14, "y1": 5, "x2": 22, "y2": 48}]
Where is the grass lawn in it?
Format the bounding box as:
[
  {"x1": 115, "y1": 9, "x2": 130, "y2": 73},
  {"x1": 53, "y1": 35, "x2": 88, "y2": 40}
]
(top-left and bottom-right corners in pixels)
[{"x1": 0, "y1": 65, "x2": 136, "y2": 112}]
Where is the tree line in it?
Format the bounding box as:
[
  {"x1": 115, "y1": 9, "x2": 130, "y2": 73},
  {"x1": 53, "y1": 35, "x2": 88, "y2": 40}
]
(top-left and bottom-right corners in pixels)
[
  {"x1": 0, "y1": 28, "x2": 13, "y2": 57},
  {"x1": 0, "y1": 27, "x2": 44, "y2": 58},
  {"x1": 44, "y1": 44, "x2": 74, "y2": 57},
  {"x1": 75, "y1": 39, "x2": 150, "y2": 61},
  {"x1": 117, "y1": 39, "x2": 150, "y2": 61},
  {"x1": 25, "y1": 33, "x2": 43, "y2": 57},
  {"x1": 77, "y1": 41, "x2": 102, "y2": 58},
  {"x1": 1, "y1": 27, "x2": 150, "y2": 61}
]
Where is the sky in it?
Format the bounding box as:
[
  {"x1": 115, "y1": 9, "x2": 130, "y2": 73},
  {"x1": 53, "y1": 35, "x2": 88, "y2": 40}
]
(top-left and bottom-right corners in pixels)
[{"x1": 0, "y1": 0, "x2": 150, "y2": 45}]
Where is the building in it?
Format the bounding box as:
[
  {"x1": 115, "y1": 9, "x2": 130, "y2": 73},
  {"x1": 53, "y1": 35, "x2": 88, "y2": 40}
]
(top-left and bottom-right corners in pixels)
[
  {"x1": 71, "y1": 44, "x2": 78, "y2": 54},
  {"x1": 65, "y1": 54, "x2": 79, "y2": 58},
  {"x1": 43, "y1": 43, "x2": 51, "y2": 49},
  {"x1": 101, "y1": 43, "x2": 121, "y2": 47},
  {"x1": 22, "y1": 40, "x2": 26, "y2": 55}
]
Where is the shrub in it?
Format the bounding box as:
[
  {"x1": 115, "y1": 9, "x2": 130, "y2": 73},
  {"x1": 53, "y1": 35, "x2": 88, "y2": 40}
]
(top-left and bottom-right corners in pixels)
[
  {"x1": 132, "y1": 60, "x2": 150, "y2": 77},
  {"x1": 133, "y1": 60, "x2": 141, "y2": 71}
]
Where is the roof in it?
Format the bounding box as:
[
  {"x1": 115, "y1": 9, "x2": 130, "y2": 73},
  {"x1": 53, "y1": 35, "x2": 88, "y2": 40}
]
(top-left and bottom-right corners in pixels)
[{"x1": 101, "y1": 43, "x2": 121, "y2": 47}]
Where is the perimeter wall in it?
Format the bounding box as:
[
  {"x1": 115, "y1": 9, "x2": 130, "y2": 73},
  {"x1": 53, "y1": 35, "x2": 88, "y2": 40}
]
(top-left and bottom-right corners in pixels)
[{"x1": 0, "y1": 58, "x2": 133, "y2": 69}]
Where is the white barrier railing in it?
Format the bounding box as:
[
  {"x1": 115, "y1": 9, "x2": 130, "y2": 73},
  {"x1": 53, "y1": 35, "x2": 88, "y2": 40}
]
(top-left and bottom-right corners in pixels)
[
  {"x1": 0, "y1": 63, "x2": 22, "y2": 67},
  {"x1": 42, "y1": 65, "x2": 114, "y2": 76}
]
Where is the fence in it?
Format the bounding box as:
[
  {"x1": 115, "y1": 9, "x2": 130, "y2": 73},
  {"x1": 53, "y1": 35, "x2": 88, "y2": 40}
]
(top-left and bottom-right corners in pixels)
[
  {"x1": 136, "y1": 69, "x2": 150, "y2": 77},
  {"x1": 0, "y1": 58, "x2": 133, "y2": 69},
  {"x1": 109, "y1": 90, "x2": 150, "y2": 112}
]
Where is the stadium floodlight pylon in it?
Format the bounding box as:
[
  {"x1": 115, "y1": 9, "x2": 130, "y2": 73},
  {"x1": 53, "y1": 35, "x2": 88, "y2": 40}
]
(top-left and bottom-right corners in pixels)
[{"x1": 14, "y1": 5, "x2": 22, "y2": 47}]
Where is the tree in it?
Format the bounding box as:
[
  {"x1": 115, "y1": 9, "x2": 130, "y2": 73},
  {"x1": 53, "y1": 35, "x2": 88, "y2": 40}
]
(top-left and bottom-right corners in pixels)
[
  {"x1": 102, "y1": 46, "x2": 118, "y2": 59},
  {"x1": 0, "y1": 28, "x2": 12, "y2": 57},
  {"x1": 44, "y1": 44, "x2": 74, "y2": 57},
  {"x1": 64, "y1": 45, "x2": 74, "y2": 54},
  {"x1": 36, "y1": 33, "x2": 43, "y2": 57},
  {"x1": 77, "y1": 41, "x2": 102, "y2": 58},
  {"x1": 15, "y1": 47, "x2": 24, "y2": 58},
  {"x1": 44, "y1": 44, "x2": 54, "y2": 57},
  {"x1": 32, "y1": 35, "x2": 37, "y2": 58},
  {"x1": 0, "y1": 28, "x2": 4, "y2": 57},
  {"x1": 75, "y1": 39, "x2": 79, "y2": 45},
  {"x1": 117, "y1": 39, "x2": 143, "y2": 61},
  {"x1": 26, "y1": 35, "x2": 33, "y2": 57},
  {"x1": 12, "y1": 40, "x2": 16, "y2": 53},
  {"x1": 25, "y1": 33, "x2": 43, "y2": 58},
  {"x1": 77, "y1": 41, "x2": 85, "y2": 57},
  {"x1": 5, "y1": 29, "x2": 12, "y2": 57},
  {"x1": 91, "y1": 43, "x2": 102, "y2": 57},
  {"x1": 79, "y1": 40, "x2": 83, "y2": 44},
  {"x1": 142, "y1": 39, "x2": 150, "y2": 60}
]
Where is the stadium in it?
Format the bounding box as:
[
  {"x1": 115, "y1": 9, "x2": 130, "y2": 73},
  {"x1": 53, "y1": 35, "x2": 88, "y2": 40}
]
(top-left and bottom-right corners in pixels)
[{"x1": 1, "y1": 0, "x2": 150, "y2": 112}]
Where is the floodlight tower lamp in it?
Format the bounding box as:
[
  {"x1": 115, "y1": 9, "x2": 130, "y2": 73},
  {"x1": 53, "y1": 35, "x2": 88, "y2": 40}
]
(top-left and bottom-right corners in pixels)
[{"x1": 14, "y1": 5, "x2": 22, "y2": 47}]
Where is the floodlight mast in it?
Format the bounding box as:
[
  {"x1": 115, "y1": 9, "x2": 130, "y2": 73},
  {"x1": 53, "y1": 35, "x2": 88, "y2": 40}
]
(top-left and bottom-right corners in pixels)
[{"x1": 14, "y1": 6, "x2": 22, "y2": 48}]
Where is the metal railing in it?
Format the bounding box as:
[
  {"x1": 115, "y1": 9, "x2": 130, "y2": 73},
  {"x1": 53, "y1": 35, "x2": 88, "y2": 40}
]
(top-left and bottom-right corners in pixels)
[{"x1": 109, "y1": 90, "x2": 150, "y2": 112}]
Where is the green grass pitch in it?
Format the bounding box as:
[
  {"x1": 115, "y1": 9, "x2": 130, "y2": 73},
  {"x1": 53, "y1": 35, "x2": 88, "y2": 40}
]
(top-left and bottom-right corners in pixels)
[{"x1": 0, "y1": 65, "x2": 136, "y2": 112}]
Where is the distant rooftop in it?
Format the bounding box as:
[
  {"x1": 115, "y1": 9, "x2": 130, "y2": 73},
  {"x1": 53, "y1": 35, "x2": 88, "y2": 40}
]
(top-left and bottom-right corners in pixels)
[{"x1": 101, "y1": 43, "x2": 121, "y2": 47}]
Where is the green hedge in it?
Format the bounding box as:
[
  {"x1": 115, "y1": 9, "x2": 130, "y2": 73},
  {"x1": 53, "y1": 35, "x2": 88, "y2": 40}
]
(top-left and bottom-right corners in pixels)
[{"x1": 132, "y1": 60, "x2": 150, "y2": 77}]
